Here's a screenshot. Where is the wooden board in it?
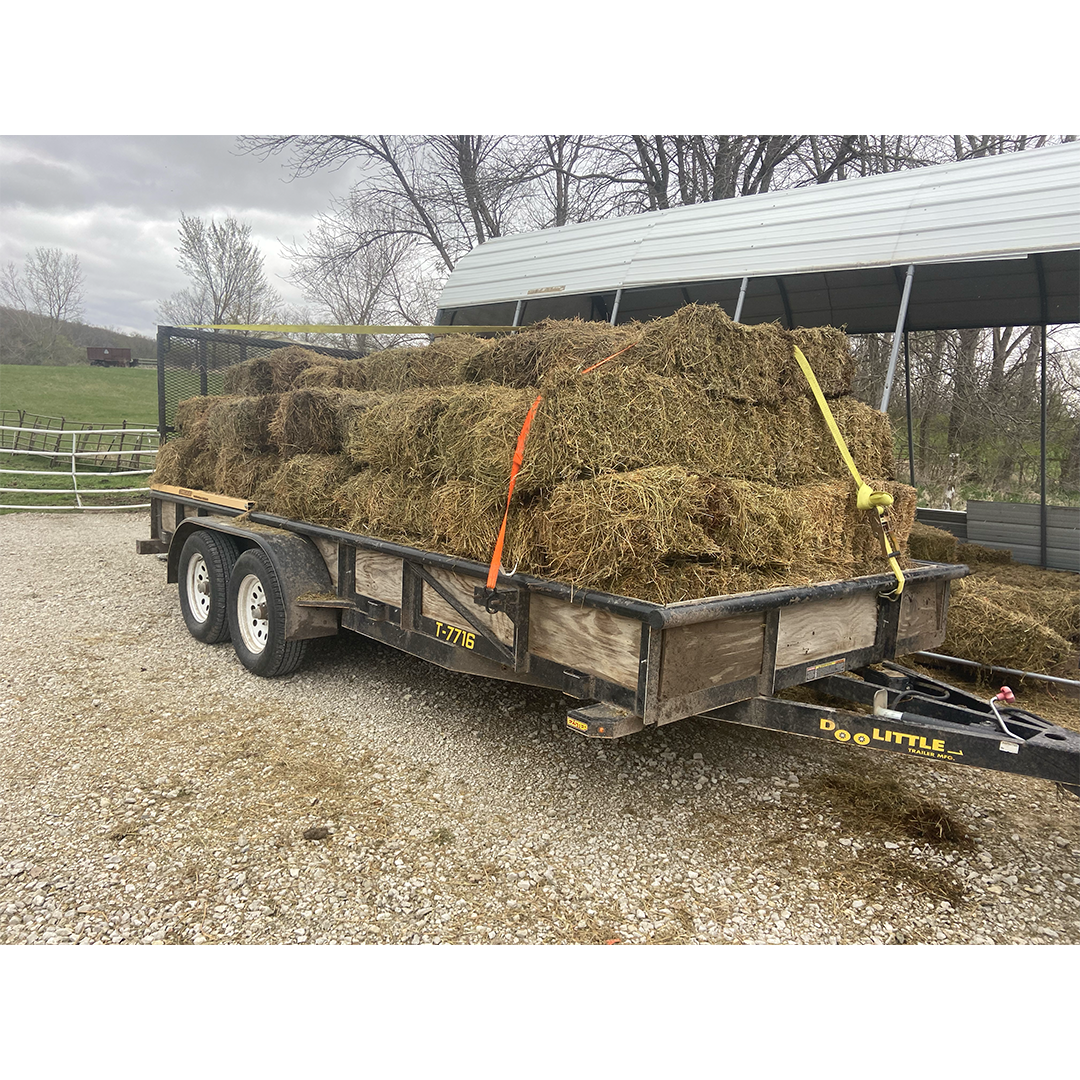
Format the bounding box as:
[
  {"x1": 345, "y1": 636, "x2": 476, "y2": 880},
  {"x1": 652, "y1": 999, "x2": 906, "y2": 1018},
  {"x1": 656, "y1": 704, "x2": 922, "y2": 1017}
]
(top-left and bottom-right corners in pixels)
[
  {"x1": 896, "y1": 578, "x2": 947, "y2": 652},
  {"x1": 353, "y1": 549, "x2": 403, "y2": 607},
  {"x1": 658, "y1": 612, "x2": 764, "y2": 700},
  {"x1": 775, "y1": 593, "x2": 879, "y2": 669},
  {"x1": 528, "y1": 594, "x2": 642, "y2": 690},
  {"x1": 421, "y1": 567, "x2": 514, "y2": 645}
]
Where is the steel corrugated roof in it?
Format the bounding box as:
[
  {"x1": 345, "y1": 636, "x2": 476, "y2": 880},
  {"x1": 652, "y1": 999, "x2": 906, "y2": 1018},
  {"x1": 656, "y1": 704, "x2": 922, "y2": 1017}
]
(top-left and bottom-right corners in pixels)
[{"x1": 436, "y1": 143, "x2": 1080, "y2": 329}]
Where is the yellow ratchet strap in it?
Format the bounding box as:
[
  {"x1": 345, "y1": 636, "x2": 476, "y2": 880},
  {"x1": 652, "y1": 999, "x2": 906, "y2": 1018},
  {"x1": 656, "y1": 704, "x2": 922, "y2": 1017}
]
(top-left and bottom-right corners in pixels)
[{"x1": 792, "y1": 345, "x2": 905, "y2": 599}]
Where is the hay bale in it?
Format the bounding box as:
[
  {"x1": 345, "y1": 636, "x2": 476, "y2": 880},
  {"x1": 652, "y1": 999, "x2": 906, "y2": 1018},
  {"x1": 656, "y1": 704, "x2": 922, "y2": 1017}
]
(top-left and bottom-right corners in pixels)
[
  {"x1": 292, "y1": 360, "x2": 369, "y2": 391},
  {"x1": 173, "y1": 395, "x2": 220, "y2": 440},
  {"x1": 460, "y1": 319, "x2": 640, "y2": 388},
  {"x1": 538, "y1": 467, "x2": 721, "y2": 589},
  {"x1": 703, "y1": 479, "x2": 851, "y2": 571},
  {"x1": 205, "y1": 395, "x2": 280, "y2": 451},
  {"x1": 430, "y1": 481, "x2": 547, "y2": 572},
  {"x1": 224, "y1": 345, "x2": 329, "y2": 395},
  {"x1": 842, "y1": 480, "x2": 918, "y2": 567},
  {"x1": 957, "y1": 541, "x2": 1012, "y2": 565},
  {"x1": 213, "y1": 449, "x2": 282, "y2": 504},
  {"x1": 631, "y1": 305, "x2": 853, "y2": 403},
  {"x1": 150, "y1": 435, "x2": 218, "y2": 491},
  {"x1": 943, "y1": 577, "x2": 1073, "y2": 673},
  {"x1": 269, "y1": 388, "x2": 380, "y2": 457},
  {"x1": 342, "y1": 388, "x2": 456, "y2": 475},
  {"x1": 356, "y1": 346, "x2": 461, "y2": 393},
  {"x1": 334, "y1": 470, "x2": 438, "y2": 543},
  {"x1": 789, "y1": 325, "x2": 856, "y2": 397},
  {"x1": 265, "y1": 453, "x2": 357, "y2": 527},
  {"x1": 908, "y1": 522, "x2": 960, "y2": 563}
]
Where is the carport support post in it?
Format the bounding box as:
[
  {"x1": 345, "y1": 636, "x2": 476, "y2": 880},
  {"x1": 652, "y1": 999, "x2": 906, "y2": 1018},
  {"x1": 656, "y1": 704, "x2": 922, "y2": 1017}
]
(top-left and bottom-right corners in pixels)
[
  {"x1": 904, "y1": 331, "x2": 915, "y2": 488},
  {"x1": 1040, "y1": 324, "x2": 1048, "y2": 568},
  {"x1": 879, "y1": 264, "x2": 916, "y2": 412},
  {"x1": 733, "y1": 277, "x2": 749, "y2": 323},
  {"x1": 609, "y1": 289, "x2": 623, "y2": 327}
]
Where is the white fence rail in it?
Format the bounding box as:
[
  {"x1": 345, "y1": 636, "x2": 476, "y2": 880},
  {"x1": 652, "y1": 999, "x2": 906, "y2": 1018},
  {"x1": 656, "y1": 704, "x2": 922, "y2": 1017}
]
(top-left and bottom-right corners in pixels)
[{"x1": 0, "y1": 424, "x2": 159, "y2": 511}]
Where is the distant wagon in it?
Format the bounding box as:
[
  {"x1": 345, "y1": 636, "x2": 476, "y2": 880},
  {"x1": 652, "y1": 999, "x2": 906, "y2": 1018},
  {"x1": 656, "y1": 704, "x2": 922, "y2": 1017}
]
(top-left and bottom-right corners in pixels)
[{"x1": 88, "y1": 347, "x2": 137, "y2": 367}]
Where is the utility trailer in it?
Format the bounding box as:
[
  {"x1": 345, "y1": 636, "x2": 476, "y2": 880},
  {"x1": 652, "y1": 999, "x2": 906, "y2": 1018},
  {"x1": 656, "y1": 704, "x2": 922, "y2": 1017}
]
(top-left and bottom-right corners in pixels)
[{"x1": 138, "y1": 484, "x2": 1080, "y2": 793}]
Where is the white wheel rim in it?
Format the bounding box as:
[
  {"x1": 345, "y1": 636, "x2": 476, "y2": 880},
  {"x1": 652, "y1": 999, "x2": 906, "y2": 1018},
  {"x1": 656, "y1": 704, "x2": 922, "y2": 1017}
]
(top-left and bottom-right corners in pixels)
[
  {"x1": 185, "y1": 553, "x2": 212, "y2": 623},
  {"x1": 237, "y1": 573, "x2": 269, "y2": 654}
]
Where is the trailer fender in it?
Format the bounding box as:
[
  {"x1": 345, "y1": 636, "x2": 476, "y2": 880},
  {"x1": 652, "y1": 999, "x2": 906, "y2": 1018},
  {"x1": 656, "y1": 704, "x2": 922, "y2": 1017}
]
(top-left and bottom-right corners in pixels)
[{"x1": 167, "y1": 517, "x2": 339, "y2": 640}]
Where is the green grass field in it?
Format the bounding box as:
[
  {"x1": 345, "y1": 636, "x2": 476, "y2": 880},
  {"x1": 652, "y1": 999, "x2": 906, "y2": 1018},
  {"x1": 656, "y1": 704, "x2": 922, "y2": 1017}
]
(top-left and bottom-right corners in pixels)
[
  {"x1": 0, "y1": 364, "x2": 159, "y2": 512},
  {"x1": 0, "y1": 363, "x2": 158, "y2": 427}
]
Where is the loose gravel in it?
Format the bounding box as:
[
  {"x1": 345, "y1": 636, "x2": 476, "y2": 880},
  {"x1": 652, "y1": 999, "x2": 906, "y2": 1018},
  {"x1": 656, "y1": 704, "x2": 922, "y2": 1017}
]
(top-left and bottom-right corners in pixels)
[{"x1": 1, "y1": 511, "x2": 1077, "y2": 946}]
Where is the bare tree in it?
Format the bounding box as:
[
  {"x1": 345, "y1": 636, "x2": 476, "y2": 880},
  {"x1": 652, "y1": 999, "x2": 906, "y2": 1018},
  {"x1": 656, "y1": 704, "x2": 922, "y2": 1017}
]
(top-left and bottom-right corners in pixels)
[
  {"x1": 241, "y1": 136, "x2": 543, "y2": 274},
  {"x1": 1, "y1": 247, "x2": 85, "y2": 361},
  {"x1": 284, "y1": 199, "x2": 436, "y2": 351},
  {"x1": 157, "y1": 214, "x2": 282, "y2": 328}
]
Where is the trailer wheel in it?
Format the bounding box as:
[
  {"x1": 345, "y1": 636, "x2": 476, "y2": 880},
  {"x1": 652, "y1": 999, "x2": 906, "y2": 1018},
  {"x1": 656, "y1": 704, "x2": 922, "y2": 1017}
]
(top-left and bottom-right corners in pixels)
[
  {"x1": 227, "y1": 548, "x2": 308, "y2": 677},
  {"x1": 178, "y1": 530, "x2": 240, "y2": 644}
]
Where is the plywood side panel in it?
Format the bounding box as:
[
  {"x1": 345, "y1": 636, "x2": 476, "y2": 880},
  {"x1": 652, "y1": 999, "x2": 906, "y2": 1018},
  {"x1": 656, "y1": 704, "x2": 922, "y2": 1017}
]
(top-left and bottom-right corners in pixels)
[
  {"x1": 658, "y1": 613, "x2": 765, "y2": 700},
  {"x1": 354, "y1": 550, "x2": 403, "y2": 607},
  {"x1": 775, "y1": 593, "x2": 879, "y2": 668},
  {"x1": 896, "y1": 578, "x2": 946, "y2": 650},
  {"x1": 421, "y1": 567, "x2": 514, "y2": 645},
  {"x1": 529, "y1": 595, "x2": 642, "y2": 690}
]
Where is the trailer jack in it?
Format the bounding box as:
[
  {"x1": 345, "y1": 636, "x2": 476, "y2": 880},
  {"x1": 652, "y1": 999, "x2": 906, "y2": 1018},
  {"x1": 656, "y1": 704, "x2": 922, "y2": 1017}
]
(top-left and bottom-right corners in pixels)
[{"x1": 702, "y1": 663, "x2": 1079, "y2": 794}]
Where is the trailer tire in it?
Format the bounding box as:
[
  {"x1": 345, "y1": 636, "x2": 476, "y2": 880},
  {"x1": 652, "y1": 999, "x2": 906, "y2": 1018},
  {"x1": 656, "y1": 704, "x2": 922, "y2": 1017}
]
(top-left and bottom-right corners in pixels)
[
  {"x1": 178, "y1": 530, "x2": 240, "y2": 644},
  {"x1": 227, "y1": 548, "x2": 309, "y2": 678}
]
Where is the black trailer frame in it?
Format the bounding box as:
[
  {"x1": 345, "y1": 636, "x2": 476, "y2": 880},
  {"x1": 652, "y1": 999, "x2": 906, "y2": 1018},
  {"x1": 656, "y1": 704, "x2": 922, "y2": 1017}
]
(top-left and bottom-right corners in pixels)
[{"x1": 139, "y1": 487, "x2": 1079, "y2": 794}]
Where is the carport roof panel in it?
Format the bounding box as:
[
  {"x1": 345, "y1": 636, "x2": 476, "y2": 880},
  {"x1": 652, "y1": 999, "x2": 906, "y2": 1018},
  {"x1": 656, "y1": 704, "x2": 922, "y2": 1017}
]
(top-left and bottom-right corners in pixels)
[{"x1": 436, "y1": 142, "x2": 1080, "y2": 323}]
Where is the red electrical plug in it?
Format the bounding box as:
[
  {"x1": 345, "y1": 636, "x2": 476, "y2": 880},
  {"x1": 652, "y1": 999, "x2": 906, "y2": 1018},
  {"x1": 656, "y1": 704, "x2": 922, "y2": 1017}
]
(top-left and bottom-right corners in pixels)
[{"x1": 993, "y1": 686, "x2": 1016, "y2": 704}]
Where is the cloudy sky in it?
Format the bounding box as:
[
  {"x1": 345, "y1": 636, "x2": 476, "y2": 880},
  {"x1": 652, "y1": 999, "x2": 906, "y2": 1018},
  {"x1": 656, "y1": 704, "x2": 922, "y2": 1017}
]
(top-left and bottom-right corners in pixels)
[{"x1": 0, "y1": 135, "x2": 363, "y2": 338}]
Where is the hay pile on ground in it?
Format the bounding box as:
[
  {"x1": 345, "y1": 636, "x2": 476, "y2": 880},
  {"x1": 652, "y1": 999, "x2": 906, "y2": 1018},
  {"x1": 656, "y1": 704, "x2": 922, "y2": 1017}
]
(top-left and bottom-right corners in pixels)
[{"x1": 154, "y1": 315, "x2": 916, "y2": 603}]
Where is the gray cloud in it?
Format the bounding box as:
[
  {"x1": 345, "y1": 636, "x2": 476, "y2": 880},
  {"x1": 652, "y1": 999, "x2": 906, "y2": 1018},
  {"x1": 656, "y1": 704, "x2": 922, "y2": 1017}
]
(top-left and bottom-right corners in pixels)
[{"x1": 1, "y1": 135, "x2": 359, "y2": 336}]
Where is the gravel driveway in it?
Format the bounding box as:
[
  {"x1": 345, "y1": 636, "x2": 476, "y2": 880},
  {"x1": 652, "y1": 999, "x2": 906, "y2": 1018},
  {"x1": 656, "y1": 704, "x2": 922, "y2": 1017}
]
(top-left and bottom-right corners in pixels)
[{"x1": 1, "y1": 511, "x2": 1077, "y2": 945}]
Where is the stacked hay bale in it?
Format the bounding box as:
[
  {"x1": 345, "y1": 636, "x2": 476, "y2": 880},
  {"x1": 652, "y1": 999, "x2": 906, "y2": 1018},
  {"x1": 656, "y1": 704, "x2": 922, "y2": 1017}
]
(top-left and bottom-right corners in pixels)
[{"x1": 153, "y1": 307, "x2": 917, "y2": 603}]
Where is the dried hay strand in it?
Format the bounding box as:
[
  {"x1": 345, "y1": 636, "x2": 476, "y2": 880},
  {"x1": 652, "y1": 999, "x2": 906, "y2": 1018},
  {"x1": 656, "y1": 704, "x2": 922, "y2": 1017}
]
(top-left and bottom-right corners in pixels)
[
  {"x1": 149, "y1": 438, "x2": 185, "y2": 487},
  {"x1": 812, "y1": 770, "x2": 971, "y2": 847},
  {"x1": 460, "y1": 319, "x2": 641, "y2": 388},
  {"x1": 942, "y1": 577, "x2": 1073, "y2": 674},
  {"x1": 223, "y1": 345, "x2": 331, "y2": 395},
  {"x1": 956, "y1": 574, "x2": 1079, "y2": 645},
  {"x1": 212, "y1": 449, "x2": 282, "y2": 504},
  {"x1": 334, "y1": 470, "x2": 438, "y2": 544},
  {"x1": 908, "y1": 522, "x2": 960, "y2": 563},
  {"x1": 205, "y1": 394, "x2": 281, "y2": 452},
  {"x1": 430, "y1": 481, "x2": 547, "y2": 572},
  {"x1": 269, "y1": 388, "x2": 380, "y2": 457},
  {"x1": 539, "y1": 467, "x2": 721, "y2": 589},
  {"x1": 265, "y1": 453, "x2": 357, "y2": 527}
]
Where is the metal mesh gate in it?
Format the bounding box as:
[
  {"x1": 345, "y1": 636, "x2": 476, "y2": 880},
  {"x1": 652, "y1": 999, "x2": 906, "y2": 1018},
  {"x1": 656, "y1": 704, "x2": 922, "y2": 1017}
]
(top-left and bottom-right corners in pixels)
[{"x1": 155, "y1": 326, "x2": 365, "y2": 440}]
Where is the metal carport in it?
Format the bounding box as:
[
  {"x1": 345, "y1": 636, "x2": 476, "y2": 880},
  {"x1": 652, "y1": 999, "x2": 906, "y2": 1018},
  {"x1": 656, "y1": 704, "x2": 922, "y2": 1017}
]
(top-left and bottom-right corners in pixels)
[{"x1": 435, "y1": 141, "x2": 1080, "y2": 568}]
